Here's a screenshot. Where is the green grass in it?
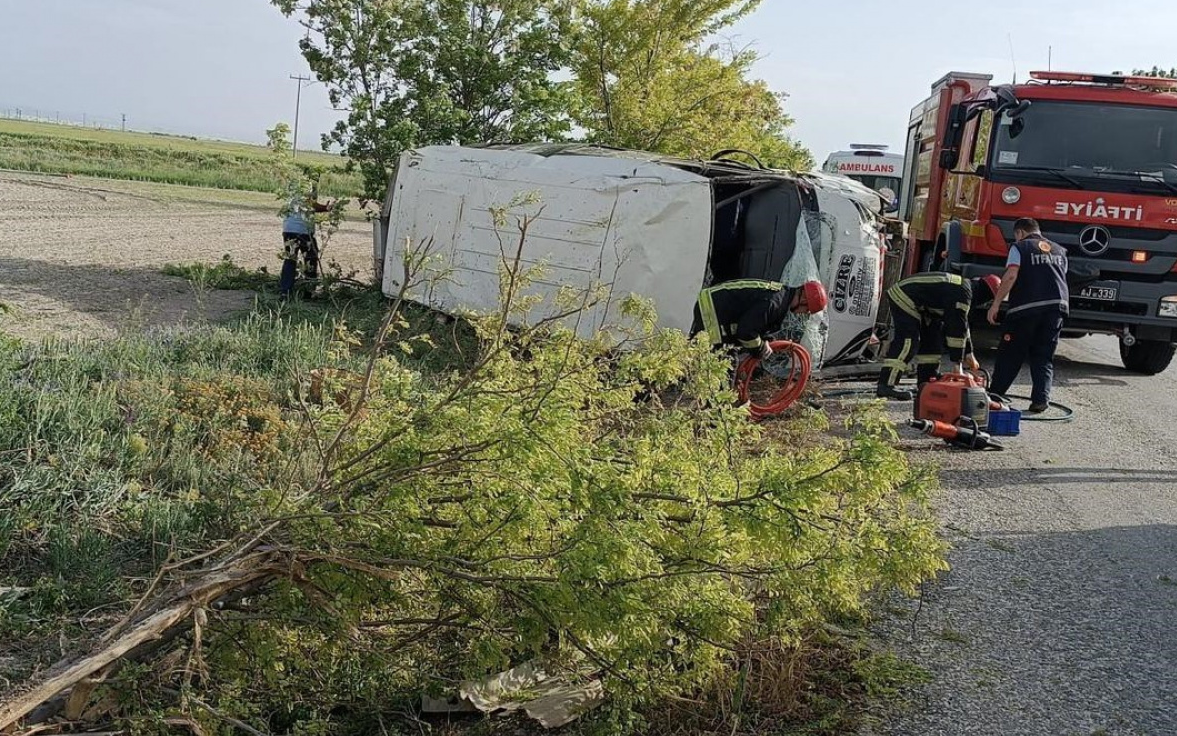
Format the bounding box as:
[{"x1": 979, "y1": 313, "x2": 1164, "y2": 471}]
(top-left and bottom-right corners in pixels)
[
  {"x1": 85, "y1": 175, "x2": 293, "y2": 210},
  {"x1": 163, "y1": 257, "x2": 280, "y2": 292},
  {"x1": 0, "y1": 119, "x2": 342, "y2": 162},
  {"x1": 0, "y1": 282, "x2": 461, "y2": 683},
  {"x1": 851, "y1": 651, "x2": 933, "y2": 701},
  {"x1": 162, "y1": 257, "x2": 473, "y2": 373},
  {"x1": 0, "y1": 315, "x2": 341, "y2": 658},
  {"x1": 0, "y1": 119, "x2": 362, "y2": 197}
]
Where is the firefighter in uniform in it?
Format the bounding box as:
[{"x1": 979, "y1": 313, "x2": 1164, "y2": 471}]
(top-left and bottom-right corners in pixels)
[
  {"x1": 987, "y1": 217, "x2": 1070, "y2": 413},
  {"x1": 876, "y1": 272, "x2": 995, "y2": 400},
  {"x1": 692, "y1": 279, "x2": 829, "y2": 358}
]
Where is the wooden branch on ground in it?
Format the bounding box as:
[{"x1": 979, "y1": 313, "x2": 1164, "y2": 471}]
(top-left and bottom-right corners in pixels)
[{"x1": 0, "y1": 552, "x2": 286, "y2": 732}]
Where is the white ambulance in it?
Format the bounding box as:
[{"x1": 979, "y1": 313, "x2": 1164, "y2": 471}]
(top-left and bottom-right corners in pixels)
[{"x1": 822, "y1": 144, "x2": 904, "y2": 213}]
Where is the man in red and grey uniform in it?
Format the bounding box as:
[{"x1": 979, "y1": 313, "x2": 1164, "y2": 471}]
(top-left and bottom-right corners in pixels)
[
  {"x1": 987, "y1": 217, "x2": 1070, "y2": 413},
  {"x1": 876, "y1": 272, "x2": 996, "y2": 400},
  {"x1": 692, "y1": 279, "x2": 829, "y2": 358}
]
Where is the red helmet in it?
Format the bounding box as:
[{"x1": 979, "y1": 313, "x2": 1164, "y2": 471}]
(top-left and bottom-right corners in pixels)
[
  {"x1": 981, "y1": 274, "x2": 1002, "y2": 296},
  {"x1": 799, "y1": 280, "x2": 829, "y2": 313}
]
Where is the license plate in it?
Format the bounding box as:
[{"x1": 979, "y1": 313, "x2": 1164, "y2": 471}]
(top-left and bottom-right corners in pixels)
[{"x1": 1079, "y1": 285, "x2": 1118, "y2": 301}]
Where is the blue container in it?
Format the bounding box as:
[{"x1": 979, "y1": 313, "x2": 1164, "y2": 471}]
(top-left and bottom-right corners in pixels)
[{"x1": 988, "y1": 408, "x2": 1022, "y2": 436}]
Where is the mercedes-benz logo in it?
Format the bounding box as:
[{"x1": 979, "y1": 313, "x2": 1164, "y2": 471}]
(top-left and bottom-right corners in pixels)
[{"x1": 1078, "y1": 225, "x2": 1112, "y2": 256}]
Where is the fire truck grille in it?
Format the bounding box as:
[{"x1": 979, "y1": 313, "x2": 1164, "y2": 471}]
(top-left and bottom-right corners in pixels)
[{"x1": 1038, "y1": 220, "x2": 1171, "y2": 242}]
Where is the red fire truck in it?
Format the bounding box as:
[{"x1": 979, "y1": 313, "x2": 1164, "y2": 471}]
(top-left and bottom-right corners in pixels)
[{"x1": 899, "y1": 70, "x2": 1177, "y2": 374}]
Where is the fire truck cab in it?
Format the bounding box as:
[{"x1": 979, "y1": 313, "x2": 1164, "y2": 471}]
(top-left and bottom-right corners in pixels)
[{"x1": 900, "y1": 70, "x2": 1177, "y2": 374}]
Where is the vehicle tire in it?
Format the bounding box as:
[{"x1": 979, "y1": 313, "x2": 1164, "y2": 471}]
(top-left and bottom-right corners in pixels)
[
  {"x1": 918, "y1": 246, "x2": 948, "y2": 273},
  {"x1": 1119, "y1": 339, "x2": 1176, "y2": 375},
  {"x1": 918, "y1": 246, "x2": 935, "y2": 272}
]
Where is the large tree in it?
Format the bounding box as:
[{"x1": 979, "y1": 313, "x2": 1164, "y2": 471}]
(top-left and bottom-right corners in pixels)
[
  {"x1": 273, "y1": 0, "x2": 811, "y2": 200},
  {"x1": 272, "y1": 0, "x2": 577, "y2": 199},
  {"x1": 571, "y1": 0, "x2": 812, "y2": 169}
]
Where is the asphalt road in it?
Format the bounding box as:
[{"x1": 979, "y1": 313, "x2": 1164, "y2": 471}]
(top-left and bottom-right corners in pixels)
[{"x1": 867, "y1": 334, "x2": 1177, "y2": 736}]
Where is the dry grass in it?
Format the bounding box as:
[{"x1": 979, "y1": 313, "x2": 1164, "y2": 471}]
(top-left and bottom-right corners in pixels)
[{"x1": 635, "y1": 635, "x2": 863, "y2": 736}]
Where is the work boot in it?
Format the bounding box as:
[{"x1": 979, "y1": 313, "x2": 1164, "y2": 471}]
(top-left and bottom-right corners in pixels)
[
  {"x1": 876, "y1": 385, "x2": 914, "y2": 401},
  {"x1": 1027, "y1": 402, "x2": 1049, "y2": 414}
]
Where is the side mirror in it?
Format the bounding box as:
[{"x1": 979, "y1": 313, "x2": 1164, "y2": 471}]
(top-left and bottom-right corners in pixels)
[
  {"x1": 1009, "y1": 100, "x2": 1032, "y2": 118},
  {"x1": 939, "y1": 103, "x2": 968, "y2": 170}
]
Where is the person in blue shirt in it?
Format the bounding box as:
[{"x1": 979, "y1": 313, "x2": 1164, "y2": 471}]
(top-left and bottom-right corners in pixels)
[
  {"x1": 280, "y1": 186, "x2": 331, "y2": 297},
  {"x1": 986, "y1": 217, "x2": 1070, "y2": 412}
]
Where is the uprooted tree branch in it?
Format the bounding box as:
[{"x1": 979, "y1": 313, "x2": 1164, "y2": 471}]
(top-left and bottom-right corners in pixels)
[{"x1": 0, "y1": 203, "x2": 946, "y2": 734}]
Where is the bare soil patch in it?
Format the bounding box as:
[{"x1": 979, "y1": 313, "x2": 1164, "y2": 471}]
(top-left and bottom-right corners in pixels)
[{"x1": 0, "y1": 173, "x2": 373, "y2": 340}]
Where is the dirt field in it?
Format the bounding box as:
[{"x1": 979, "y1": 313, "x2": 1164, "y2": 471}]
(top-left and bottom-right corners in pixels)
[{"x1": 0, "y1": 172, "x2": 375, "y2": 340}]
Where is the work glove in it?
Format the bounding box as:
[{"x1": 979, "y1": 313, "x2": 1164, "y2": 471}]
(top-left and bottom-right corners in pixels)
[{"x1": 759, "y1": 342, "x2": 774, "y2": 360}]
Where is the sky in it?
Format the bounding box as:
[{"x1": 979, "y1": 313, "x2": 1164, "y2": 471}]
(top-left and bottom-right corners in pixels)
[{"x1": 3, "y1": 0, "x2": 1177, "y2": 165}]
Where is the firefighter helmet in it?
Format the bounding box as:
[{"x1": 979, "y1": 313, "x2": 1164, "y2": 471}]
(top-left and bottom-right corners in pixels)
[{"x1": 799, "y1": 280, "x2": 829, "y2": 314}]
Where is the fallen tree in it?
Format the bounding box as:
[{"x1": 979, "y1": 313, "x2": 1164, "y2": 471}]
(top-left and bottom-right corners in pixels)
[{"x1": 0, "y1": 217, "x2": 946, "y2": 734}]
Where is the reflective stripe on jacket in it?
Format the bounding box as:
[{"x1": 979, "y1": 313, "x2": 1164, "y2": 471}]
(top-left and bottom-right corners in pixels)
[
  {"x1": 887, "y1": 272, "x2": 973, "y2": 361},
  {"x1": 1008, "y1": 235, "x2": 1069, "y2": 316},
  {"x1": 697, "y1": 280, "x2": 794, "y2": 351}
]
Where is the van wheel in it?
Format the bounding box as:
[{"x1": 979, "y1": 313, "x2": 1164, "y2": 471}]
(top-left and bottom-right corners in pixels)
[{"x1": 1120, "y1": 339, "x2": 1176, "y2": 374}]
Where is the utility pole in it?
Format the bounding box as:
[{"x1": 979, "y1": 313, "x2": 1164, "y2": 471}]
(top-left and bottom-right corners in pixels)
[
  {"x1": 121, "y1": 113, "x2": 126, "y2": 132},
  {"x1": 289, "y1": 74, "x2": 312, "y2": 159}
]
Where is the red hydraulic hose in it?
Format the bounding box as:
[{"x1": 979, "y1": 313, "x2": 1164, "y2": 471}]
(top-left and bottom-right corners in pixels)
[{"x1": 734, "y1": 340, "x2": 812, "y2": 421}]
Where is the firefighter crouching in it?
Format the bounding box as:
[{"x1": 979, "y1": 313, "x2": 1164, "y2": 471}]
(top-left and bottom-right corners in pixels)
[
  {"x1": 876, "y1": 273, "x2": 1000, "y2": 400},
  {"x1": 692, "y1": 279, "x2": 829, "y2": 358}
]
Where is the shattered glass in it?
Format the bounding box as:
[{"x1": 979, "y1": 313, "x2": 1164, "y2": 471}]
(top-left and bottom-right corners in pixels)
[{"x1": 768, "y1": 217, "x2": 829, "y2": 370}]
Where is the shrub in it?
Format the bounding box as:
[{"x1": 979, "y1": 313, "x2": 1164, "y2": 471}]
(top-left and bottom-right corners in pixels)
[{"x1": 0, "y1": 252, "x2": 945, "y2": 734}]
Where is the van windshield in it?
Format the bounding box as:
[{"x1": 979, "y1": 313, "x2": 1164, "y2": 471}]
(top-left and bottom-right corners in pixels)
[{"x1": 849, "y1": 174, "x2": 902, "y2": 195}]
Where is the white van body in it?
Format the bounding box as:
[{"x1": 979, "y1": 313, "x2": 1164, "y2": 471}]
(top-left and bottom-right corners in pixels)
[
  {"x1": 378, "y1": 145, "x2": 712, "y2": 337},
  {"x1": 375, "y1": 145, "x2": 887, "y2": 366}
]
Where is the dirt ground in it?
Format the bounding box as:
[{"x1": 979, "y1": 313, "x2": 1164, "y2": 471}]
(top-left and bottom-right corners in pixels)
[{"x1": 0, "y1": 172, "x2": 375, "y2": 341}]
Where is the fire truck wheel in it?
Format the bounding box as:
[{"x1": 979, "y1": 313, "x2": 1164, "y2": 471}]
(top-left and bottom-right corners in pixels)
[
  {"x1": 919, "y1": 248, "x2": 941, "y2": 273},
  {"x1": 1119, "y1": 339, "x2": 1176, "y2": 375},
  {"x1": 918, "y1": 244, "x2": 949, "y2": 273}
]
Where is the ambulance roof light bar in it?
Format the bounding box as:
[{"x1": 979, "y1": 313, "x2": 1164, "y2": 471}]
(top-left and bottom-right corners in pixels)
[
  {"x1": 849, "y1": 143, "x2": 889, "y2": 151},
  {"x1": 1029, "y1": 70, "x2": 1177, "y2": 90}
]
